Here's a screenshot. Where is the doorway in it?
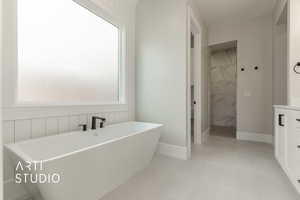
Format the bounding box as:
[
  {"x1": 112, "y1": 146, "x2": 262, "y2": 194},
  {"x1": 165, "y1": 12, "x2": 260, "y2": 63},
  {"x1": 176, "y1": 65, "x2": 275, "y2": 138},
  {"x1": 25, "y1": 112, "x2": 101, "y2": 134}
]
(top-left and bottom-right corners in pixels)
[{"x1": 209, "y1": 41, "x2": 237, "y2": 138}]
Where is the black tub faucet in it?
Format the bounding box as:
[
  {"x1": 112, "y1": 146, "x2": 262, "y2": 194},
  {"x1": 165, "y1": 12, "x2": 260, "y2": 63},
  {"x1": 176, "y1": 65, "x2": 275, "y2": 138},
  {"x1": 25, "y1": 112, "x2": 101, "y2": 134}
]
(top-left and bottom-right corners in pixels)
[{"x1": 91, "y1": 116, "x2": 106, "y2": 130}]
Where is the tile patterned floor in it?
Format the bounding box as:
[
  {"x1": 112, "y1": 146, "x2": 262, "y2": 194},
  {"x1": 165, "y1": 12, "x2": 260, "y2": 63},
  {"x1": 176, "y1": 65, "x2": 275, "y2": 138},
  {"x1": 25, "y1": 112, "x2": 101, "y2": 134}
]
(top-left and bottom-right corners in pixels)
[{"x1": 101, "y1": 136, "x2": 300, "y2": 200}]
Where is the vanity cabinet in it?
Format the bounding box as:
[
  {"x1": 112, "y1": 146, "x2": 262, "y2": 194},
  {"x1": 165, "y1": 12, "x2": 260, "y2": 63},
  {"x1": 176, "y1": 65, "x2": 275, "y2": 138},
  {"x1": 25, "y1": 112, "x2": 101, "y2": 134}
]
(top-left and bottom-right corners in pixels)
[
  {"x1": 274, "y1": 106, "x2": 300, "y2": 194},
  {"x1": 274, "y1": 108, "x2": 288, "y2": 169}
]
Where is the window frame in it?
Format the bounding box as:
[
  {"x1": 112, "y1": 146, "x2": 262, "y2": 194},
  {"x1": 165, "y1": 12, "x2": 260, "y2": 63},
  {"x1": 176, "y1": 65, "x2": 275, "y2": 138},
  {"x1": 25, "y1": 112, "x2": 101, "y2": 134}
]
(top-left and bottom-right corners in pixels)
[{"x1": 8, "y1": 0, "x2": 128, "y2": 108}]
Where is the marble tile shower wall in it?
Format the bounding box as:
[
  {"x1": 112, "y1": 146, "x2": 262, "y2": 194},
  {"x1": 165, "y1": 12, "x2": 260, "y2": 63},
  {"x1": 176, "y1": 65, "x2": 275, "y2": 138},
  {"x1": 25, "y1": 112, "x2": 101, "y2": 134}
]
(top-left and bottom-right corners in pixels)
[
  {"x1": 210, "y1": 48, "x2": 237, "y2": 127},
  {"x1": 2, "y1": 111, "x2": 129, "y2": 182}
]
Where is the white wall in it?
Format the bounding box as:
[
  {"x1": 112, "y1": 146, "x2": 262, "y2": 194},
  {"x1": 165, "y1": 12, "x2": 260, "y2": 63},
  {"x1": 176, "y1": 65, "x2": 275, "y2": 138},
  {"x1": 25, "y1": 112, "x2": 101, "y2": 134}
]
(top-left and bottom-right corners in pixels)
[
  {"x1": 136, "y1": 0, "x2": 208, "y2": 148},
  {"x1": 272, "y1": 6, "x2": 288, "y2": 106},
  {"x1": 208, "y1": 16, "x2": 273, "y2": 136},
  {"x1": 287, "y1": 0, "x2": 300, "y2": 106},
  {"x1": 273, "y1": 0, "x2": 300, "y2": 107},
  {"x1": 2, "y1": 0, "x2": 137, "y2": 199},
  {"x1": 136, "y1": 0, "x2": 187, "y2": 147}
]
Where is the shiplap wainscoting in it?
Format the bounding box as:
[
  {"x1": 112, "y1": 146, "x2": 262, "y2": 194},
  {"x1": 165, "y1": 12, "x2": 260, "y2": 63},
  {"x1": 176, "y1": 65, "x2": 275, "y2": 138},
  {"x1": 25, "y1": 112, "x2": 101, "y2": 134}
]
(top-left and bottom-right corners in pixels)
[{"x1": 2, "y1": 111, "x2": 130, "y2": 190}]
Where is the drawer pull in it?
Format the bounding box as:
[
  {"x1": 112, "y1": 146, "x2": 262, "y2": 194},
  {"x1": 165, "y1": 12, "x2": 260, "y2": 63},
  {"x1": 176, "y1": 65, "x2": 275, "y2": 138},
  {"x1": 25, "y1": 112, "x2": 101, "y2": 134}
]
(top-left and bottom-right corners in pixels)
[
  {"x1": 298, "y1": 145, "x2": 300, "y2": 149},
  {"x1": 297, "y1": 119, "x2": 300, "y2": 122},
  {"x1": 279, "y1": 114, "x2": 285, "y2": 126},
  {"x1": 298, "y1": 180, "x2": 300, "y2": 184}
]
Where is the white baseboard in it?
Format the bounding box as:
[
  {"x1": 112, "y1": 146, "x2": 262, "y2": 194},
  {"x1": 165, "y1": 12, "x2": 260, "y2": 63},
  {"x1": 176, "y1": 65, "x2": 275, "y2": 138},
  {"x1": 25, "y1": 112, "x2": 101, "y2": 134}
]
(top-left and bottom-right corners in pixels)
[
  {"x1": 200, "y1": 128, "x2": 210, "y2": 143},
  {"x1": 4, "y1": 179, "x2": 31, "y2": 200},
  {"x1": 237, "y1": 131, "x2": 273, "y2": 144},
  {"x1": 158, "y1": 143, "x2": 188, "y2": 160}
]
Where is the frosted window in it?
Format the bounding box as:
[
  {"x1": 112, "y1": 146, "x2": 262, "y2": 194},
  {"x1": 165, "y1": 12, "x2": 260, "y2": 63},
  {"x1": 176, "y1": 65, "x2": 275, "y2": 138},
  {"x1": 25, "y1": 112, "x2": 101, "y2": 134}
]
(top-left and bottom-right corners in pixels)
[{"x1": 17, "y1": 0, "x2": 120, "y2": 104}]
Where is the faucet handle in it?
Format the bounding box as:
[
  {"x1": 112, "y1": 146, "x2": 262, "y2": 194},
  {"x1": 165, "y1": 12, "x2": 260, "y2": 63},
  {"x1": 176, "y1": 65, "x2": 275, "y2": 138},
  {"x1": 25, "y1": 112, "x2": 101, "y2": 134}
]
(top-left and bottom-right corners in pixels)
[
  {"x1": 99, "y1": 118, "x2": 106, "y2": 128},
  {"x1": 78, "y1": 124, "x2": 87, "y2": 131}
]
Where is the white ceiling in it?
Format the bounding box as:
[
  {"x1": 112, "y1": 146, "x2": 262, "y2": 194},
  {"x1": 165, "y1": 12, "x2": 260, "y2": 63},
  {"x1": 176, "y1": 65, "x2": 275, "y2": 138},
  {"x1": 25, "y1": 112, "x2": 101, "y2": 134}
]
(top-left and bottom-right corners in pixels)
[{"x1": 195, "y1": 0, "x2": 277, "y2": 25}]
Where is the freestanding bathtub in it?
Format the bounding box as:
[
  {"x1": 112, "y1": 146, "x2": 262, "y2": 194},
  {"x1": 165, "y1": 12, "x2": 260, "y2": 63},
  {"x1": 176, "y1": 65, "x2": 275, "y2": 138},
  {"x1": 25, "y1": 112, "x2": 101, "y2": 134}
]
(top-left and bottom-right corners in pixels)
[{"x1": 5, "y1": 121, "x2": 162, "y2": 200}]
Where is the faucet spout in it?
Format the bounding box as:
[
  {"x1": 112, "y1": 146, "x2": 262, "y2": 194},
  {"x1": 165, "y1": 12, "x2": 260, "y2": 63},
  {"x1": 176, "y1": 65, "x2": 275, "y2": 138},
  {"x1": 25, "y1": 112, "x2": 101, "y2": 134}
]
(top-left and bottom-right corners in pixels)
[{"x1": 91, "y1": 116, "x2": 106, "y2": 130}]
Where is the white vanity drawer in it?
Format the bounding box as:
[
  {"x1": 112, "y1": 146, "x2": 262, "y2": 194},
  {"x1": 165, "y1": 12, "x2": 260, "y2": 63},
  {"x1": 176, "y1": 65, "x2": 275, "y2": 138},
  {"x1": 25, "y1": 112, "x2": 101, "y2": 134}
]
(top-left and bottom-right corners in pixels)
[
  {"x1": 289, "y1": 111, "x2": 300, "y2": 133},
  {"x1": 294, "y1": 156, "x2": 300, "y2": 189},
  {"x1": 286, "y1": 132, "x2": 300, "y2": 172},
  {"x1": 292, "y1": 111, "x2": 300, "y2": 123}
]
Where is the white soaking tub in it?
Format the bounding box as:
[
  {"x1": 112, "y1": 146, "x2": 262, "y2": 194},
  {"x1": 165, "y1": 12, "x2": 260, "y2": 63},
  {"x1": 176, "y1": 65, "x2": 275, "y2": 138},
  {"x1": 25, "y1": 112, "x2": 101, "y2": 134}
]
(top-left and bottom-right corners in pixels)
[{"x1": 5, "y1": 121, "x2": 162, "y2": 200}]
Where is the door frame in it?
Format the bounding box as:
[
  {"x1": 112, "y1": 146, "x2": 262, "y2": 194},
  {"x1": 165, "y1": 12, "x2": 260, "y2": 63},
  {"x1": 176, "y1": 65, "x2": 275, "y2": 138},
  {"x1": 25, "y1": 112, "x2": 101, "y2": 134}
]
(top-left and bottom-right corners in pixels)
[
  {"x1": 0, "y1": 0, "x2": 4, "y2": 198},
  {"x1": 186, "y1": 6, "x2": 202, "y2": 159}
]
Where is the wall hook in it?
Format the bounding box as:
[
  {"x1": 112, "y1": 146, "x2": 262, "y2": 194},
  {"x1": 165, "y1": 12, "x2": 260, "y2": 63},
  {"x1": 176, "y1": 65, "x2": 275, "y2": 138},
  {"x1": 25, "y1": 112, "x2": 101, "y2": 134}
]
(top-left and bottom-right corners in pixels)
[{"x1": 294, "y1": 62, "x2": 300, "y2": 74}]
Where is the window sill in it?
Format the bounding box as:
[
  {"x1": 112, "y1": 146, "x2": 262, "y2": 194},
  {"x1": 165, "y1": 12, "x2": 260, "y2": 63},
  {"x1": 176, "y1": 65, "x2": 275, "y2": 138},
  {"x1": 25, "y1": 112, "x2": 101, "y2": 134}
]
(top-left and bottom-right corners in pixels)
[
  {"x1": 6, "y1": 102, "x2": 126, "y2": 108},
  {"x1": 3, "y1": 103, "x2": 129, "y2": 121}
]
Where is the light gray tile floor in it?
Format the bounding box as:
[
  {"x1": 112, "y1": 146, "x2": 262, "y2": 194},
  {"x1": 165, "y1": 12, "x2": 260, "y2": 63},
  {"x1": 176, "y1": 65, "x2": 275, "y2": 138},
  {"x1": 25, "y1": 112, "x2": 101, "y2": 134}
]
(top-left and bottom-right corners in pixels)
[{"x1": 101, "y1": 136, "x2": 300, "y2": 200}]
